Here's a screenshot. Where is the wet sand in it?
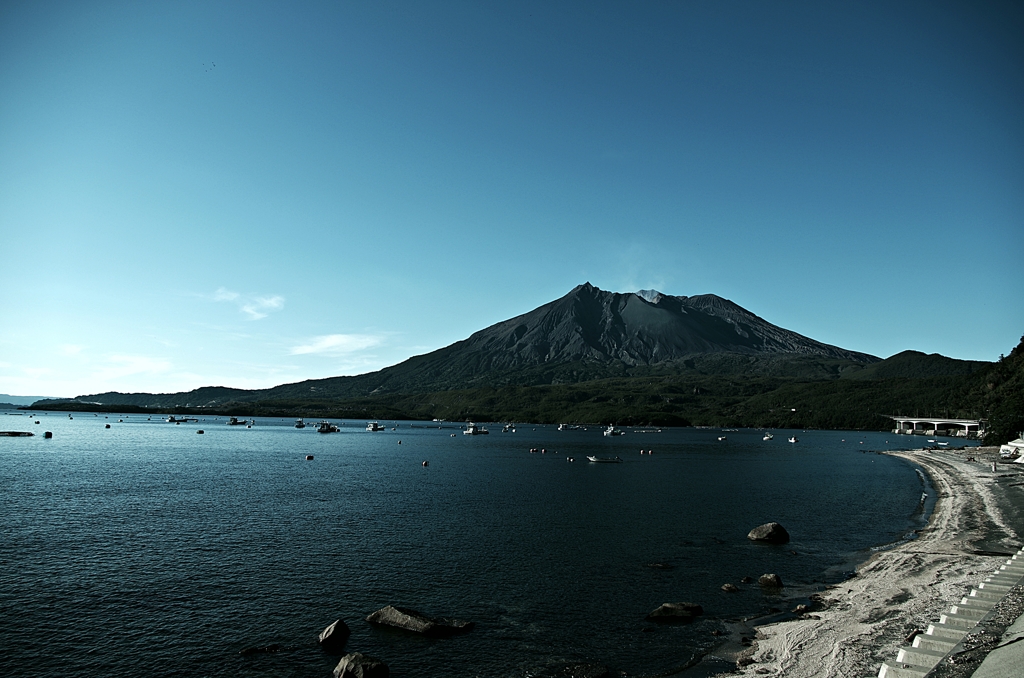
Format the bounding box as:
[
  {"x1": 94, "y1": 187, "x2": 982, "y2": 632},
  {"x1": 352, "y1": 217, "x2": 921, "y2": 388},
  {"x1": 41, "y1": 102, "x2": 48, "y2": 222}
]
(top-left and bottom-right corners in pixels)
[{"x1": 716, "y1": 446, "x2": 1024, "y2": 677}]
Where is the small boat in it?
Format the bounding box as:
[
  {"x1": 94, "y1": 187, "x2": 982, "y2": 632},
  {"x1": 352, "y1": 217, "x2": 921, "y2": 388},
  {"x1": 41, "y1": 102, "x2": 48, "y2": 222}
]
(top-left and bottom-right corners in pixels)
[
  {"x1": 226, "y1": 417, "x2": 252, "y2": 426},
  {"x1": 463, "y1": 422, "x2": 489, "y2": 435},
  {"x1": 937, "y1": 441, "x2": 948, "y2": 446},
  {"x1": 366, "y1": 422, "x2": 385, "y2": 432},
  {"x1": 167, "y1": 415, "x2": 198, "y2": 423},
  {"x1": 603, "y1": 425, "x2": 624, "y2": 437},
  {"x1": 763, "y1": 432, "x2": 774, "y2": 441},
  {"x1": 502, "y1": 423, "x2": 516, "y2": 433},
  {"x1": 788, "y1": 436, "x2": 798, "y2": 443},
  {"x1": 295, "y1": 419, "x2": 306, "y2": 429},
  {"x1": 587, "y1": 455, "x2": 623, "y2": 463},
  {"x1": 718, "y1": 436, "x2": 727, "y2": 441},
  {"x1": 317, "y1": 421, "x2": 339, "y2": 433}
]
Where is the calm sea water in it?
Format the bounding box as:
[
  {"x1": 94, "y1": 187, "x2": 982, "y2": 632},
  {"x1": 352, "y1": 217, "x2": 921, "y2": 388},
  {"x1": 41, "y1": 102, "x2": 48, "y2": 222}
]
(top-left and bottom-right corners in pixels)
[{"x1": 0, "y1": 412, "x2": 976, "y2": 677}]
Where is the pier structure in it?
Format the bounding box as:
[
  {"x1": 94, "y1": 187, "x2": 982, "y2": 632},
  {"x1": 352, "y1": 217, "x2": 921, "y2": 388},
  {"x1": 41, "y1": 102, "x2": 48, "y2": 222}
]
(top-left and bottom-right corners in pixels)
[{"x1": 888, "y1": 416, "x2": 985, "y2": 439}]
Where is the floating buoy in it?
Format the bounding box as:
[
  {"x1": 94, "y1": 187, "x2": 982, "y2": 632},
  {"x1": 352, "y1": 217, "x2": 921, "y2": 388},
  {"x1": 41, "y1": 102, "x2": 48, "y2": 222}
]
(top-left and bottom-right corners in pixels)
[
  {"x1": 422, "y1": 460, "x2": 428, "y2": 466},
  {"x1": 34, "y1": 421, "x2": 40, "y2": 424},
  {"x1": 44, "y1": 431, "x2": 52, "y2": 438},
  {"x1": 306, "y1": 455, "x2": 314, "y2": 460},
  {"x1": 105, "y1": 424, "x2": 110, "y2": 429},
  {"x1": 541, "y1": 448, "x2": 546, "y2": 454},
  {"x1": 398, "y1": 440, "x2": 402, "y2": 445},
  {"x1": 567, "y1": 457, "x2": 574, "y2": 462},
  {"x1": 197, "y1": 430, "x2": 204, "y2": 434}
]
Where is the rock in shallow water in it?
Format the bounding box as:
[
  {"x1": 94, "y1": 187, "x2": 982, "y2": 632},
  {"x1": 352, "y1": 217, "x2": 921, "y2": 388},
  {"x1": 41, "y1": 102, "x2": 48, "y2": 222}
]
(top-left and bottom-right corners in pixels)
[
  {"x1": 758, "y1": 573, "x2": 784, "y2": 588},
  {"x1": 645, "y1": 602, "x2": 704, "y2": 622},
  {"x1": 333, "y1": 652, "x2": 389, "y2": 678},
  {"x1": 747, "y1": 522, "x2": 790, "y2": 544},
  {"x1": 318, "y1": 619, "x2": 350, "y2": 654},
  {"x1": 365, "y1": 605, "x2": 474, "y2": 636}
]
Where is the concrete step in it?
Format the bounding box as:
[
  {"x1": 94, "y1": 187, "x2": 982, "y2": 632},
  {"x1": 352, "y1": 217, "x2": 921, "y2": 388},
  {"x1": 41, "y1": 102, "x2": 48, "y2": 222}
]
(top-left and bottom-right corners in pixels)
[
  {"x1": 896, "y1": 644, "x2": 947, "y2": 666},
  {"x1": 938, "y1": 612, "x2": 983, "y2": 628},
  {"x1": 978, "y1": 581, "x2": 1015, "y2": 591},
  {"x1": 954, "y1": 598, "x2": 996, "y2": 611},
  {"x1": 913, "y1": 634, "x2": 958, "y2": 652},
  {"x1": 947, "y1": 604, "x2": 988, "y2": 619},
  {"x1": 878, "y1": 660, "x2": 931, "y2": 677},
  {"x1": 968, "y1": 588, "x2": 1004, "y2": 601},
  {"x1": 926, "y1": 624, "x2": 967, "y2": 641}
]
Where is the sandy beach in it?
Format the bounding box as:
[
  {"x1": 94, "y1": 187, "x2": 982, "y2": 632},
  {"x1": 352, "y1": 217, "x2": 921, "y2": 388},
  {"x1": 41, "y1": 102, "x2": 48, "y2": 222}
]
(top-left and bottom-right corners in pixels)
[{"x1": 716, "y1": 446, "x2": 1024, "y2": 678}]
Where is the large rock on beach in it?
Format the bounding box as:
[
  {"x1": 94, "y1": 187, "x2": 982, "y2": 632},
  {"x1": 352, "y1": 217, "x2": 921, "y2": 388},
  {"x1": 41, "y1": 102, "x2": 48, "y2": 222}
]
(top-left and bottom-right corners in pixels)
[
  {"x1": 333, "y1": 652, "x2": 389, "y2": 678},
  {"x1": 747, "y1": 522, "x2": 790, "y2": 544},
  {"x1": 318, "y1": 619, "x2": 351, "y2": 654},
  {"x1": 365, "y1": 605, "x2": 474, "y2": 636},
  {"x1": 645, "y1": 602, "x2": 704, "y2": 623},
  {"x1": 758, "y1": 573, "x2": 784, "y2": 588}
]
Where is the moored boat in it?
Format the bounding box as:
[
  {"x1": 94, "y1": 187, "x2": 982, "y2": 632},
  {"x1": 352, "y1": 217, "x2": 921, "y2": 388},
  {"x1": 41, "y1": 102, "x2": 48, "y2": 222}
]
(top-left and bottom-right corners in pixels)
[
  {"x1": 227, "y1": 417, "x2": 252, "y2": 426},
  {"x1": 317, "y1": 421, "x2": 339, "y2": 433},
  {"x1": 463, "y1": 422, "x2": 489, "y2": 435},
  {"x1": 788, "y1": 436, "x2": 798, "y2": 443},
  {"x1": 366, "y1": 422, "x2": 385, "y2": 432},
  {"x1": 763, "y1": 432, "x2": 773, "y2": 441},
  {"x1": 295, "y1": 419, "x2": 306, "y2": 429},
  {"x1": 603, "y1": 425, "x2": 624, "y2": 437},
  {"x1": 587, "y1": 455, "x2": 622, "y2": 463}
]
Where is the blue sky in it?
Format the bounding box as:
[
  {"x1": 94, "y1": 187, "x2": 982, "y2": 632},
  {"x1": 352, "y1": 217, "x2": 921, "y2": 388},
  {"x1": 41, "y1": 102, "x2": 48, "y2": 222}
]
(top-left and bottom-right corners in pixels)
[{"x1": 1, "y1": 0, "x2": 1021, "y2": 398}]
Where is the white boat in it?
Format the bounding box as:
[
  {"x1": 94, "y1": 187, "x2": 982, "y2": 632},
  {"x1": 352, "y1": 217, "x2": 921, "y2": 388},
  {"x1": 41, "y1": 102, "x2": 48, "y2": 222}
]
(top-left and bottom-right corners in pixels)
[
  {"x1": 463, "y1": 422, "x2": 489, "y2": 435},
  {"x1": 166, "y1": 415, "x2": 198, "y2": 423},
  {"x1": 317, "y1": 421, "x2": 339, "y2": 433},
  {"x1": 788, "y1": 436, "x2": 798, "y2": 443},
  {"x1": 587, "y1": 455, "x2": 623, "y2": 463},
  {"x1": 366, "y1": 422, "x2": 385, "y2": 432},
  {"x1": 227, "y1": 417, "x2": 252, "y2": 426},
  {"x1": 717, "y1": 436, "x2": 727, "y2": 441},
  {"x1": 502, "y1": 423, "x2": 516, "y2": 433},
  {"x1": 763, "y1": 432, "x2": 773, "y2": 441},
  {"x1": 294, "y1": 419, "x2": 306, "y2": 429},
  {"x1": 603, "y1": 425, "x2": 624, "y2": 437}
]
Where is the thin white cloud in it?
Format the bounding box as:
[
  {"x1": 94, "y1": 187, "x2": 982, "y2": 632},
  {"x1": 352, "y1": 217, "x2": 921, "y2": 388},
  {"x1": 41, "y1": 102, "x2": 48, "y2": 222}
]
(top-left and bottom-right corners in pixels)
[
  {"x1": 241, "y1": 295, "x2": 285, "y2": 320},
  {"x1": 290, "y1": 334, "x2": 383, "y2": 356},
  {"x1": 211, "y1": 288, "x2": 284, "y2": 320},
  {"x1": 59, "y1": 344, "x2": 84, "y2": 356}
]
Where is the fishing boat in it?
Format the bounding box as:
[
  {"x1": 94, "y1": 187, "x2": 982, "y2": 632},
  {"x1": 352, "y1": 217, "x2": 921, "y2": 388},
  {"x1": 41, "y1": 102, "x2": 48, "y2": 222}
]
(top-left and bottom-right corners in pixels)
[
  {"x1": 294, "y1": 419, "x2": 306, "y2": 429},
  {"x1": 718, "y1": 436, "x2": 727, "y2": 441},
  {"x1": 603, "y1": 425, "x2": 624, "y2": 437},
  {"x1": 463, "y1": 422, "x2": 489, "y2": 435},
  {"x1": 788, "y1": 436, "x2": 798, "y2": 443},
  {"x1": 763, "y1": 432, "x2": 774, "y2": 441},
  {"x1": 587, "y1": 455, "x2": 623, "y2": 463},
  {"x1": 167, "y1": 415, "x2": 198, "y2": 423},
  {"x1": 366, "y1": 422, "x2": 385, "y2": 432},
  {"x1": 502, "y1": 423, "x2": 516, "y2": 433},
  {"x1": 317, "y1": 421, "x2": 339, "y2": 433},
  {"x1": 227, "y1": 417, "x2": 252, "y2": 426}
]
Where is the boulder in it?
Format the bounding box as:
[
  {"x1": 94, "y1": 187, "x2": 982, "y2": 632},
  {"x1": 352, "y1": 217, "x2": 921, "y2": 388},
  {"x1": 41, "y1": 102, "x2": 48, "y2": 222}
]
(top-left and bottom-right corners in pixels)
[
  {"x1": 318, "y1": 619, "x2": 351, "y2": 654},
  {"x1": 792, "y1": 604, "x2": 810, "y2": 614},
  {"x1": 747, "y1": 522, "x2": 790, "y2": 544},
  {"x1": 721, "y1": 583, "x2": 739, "y2": 593},
  {"x1": 758, "y1": 573, "x2": 784, "y2": 588},
  {"x1": 645, "y1": 602, "x2": 704, "y2": 623},
  {"x1": 365, "y1": 605, "x2": 474, "y2": 637},
  {"x1": 333, "y1": 652, "x2": 389, "y2": 678}
]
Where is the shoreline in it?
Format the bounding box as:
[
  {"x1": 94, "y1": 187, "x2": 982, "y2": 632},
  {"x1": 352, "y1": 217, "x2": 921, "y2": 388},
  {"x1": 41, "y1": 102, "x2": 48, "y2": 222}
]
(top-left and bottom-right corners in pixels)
[{"x1": 706, "y1": 446, "x2": 1024, "y2": 677}]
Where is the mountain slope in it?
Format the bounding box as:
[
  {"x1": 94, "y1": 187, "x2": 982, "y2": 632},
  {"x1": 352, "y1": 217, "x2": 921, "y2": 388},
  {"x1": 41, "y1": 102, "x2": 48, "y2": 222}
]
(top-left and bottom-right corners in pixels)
[{"x1": 47, "y1": 283, "x2": 893, "y2": 409}]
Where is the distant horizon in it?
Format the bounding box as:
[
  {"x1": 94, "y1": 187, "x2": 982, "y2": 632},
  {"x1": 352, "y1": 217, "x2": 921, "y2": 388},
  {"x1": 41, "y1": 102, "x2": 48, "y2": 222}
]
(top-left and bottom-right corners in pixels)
[{"x1": 2, "y1": 2, "x2": 1020, "y2": 396}]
